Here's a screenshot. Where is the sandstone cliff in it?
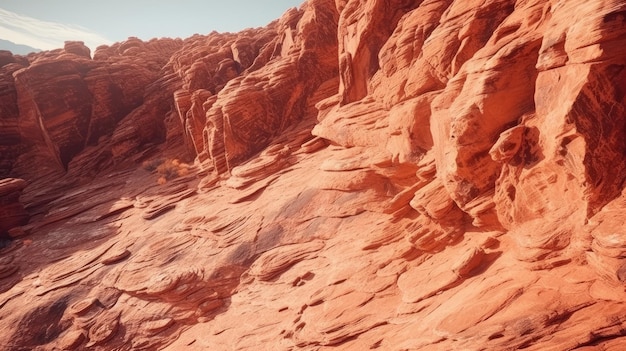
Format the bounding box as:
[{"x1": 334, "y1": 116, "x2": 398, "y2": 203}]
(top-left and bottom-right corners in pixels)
[{"x1": 1, "y1": 0, "x2": 626, "y2": 350}]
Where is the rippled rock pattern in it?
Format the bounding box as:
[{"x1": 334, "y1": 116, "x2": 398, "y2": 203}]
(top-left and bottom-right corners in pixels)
[{"x1": 1, "y1": 0, "x2": 626, "y2": 350}]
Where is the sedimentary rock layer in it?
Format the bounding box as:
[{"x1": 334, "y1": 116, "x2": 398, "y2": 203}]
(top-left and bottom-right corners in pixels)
[{"x1": 1, "y1": 0, "x2": 626, "y2": 350}]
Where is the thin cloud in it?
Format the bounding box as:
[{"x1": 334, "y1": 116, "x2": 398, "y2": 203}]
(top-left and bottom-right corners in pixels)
[{"x1": 0, "y1": 8, "x2": 112, "y2": 51}]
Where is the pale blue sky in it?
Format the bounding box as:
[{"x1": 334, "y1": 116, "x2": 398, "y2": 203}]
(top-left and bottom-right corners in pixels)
[{"x1": 0, "y1": 0, "x2": 303, "y2": 50}]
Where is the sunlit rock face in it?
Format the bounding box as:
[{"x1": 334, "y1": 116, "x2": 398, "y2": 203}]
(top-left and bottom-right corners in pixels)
[
  {"x1": 2, "y1": 0, "x2": 626, "y2": 350},
  {"x1": 169, "y1": 0, "x2": 339, "y2": 174}
]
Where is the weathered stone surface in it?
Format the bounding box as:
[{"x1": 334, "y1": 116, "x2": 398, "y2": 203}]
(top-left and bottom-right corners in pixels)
[
  {"x1": 63, "y1": 41, "x2": 91, "y2": 59},
  {"x1": 0, "y1": 60, "x2": 25, "y2": 178},
  {"x1": 1, "y1": 0, "x2": 626, "y2": 350},
  {"x1": 0, "y1": 178, "x2": 29, "y2": 236},
  {"x1": 0, "y1": 37, "x2": 183, "y2": 182},
  {"x1": 190, "y1": 0, "x2": 340, "y2": 175}
]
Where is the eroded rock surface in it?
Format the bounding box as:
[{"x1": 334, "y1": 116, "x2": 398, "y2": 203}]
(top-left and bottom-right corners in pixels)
[
  {"x1": 1, "y1": 0, "x2": 626, "y2": 350},
  {"x1": 0, "y1": 178, "x2": 29, "y2": 237}
]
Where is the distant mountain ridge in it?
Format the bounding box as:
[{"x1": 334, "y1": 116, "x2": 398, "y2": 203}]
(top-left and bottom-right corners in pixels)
[{"x1": 0, "y1": 39, "x2": 41, "y2": 55}]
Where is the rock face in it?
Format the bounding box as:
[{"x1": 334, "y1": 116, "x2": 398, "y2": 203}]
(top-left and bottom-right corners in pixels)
[
  {"x1": 0, "y1": 178, "x2": 29, "y2": 236},
  {"x1": 1, "y1": 0, "x2": 626, "y2": 350},
  {"x1": 170, "y1": 1, "x2": 339, "y2": 173},
  {"x1": 1, "y1": 39, "x2": 183, "y2": 181}
]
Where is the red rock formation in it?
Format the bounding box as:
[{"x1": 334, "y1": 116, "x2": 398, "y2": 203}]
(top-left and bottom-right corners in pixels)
[
  {"x1": 169, "y1": 1, "x2": 339, "y2": 174},
  {"x1": 0, "y1": 178, "x2": 29, "y2": 236},
  {"x1": 1, "y1": 0, "x2": 626, "y2": 350},
  {"x1": 0, "y1": 39, "x2": 183, "y2": 182},
  {"x1": 0, "y1": 57, "x2": 26, "y2": 178}
]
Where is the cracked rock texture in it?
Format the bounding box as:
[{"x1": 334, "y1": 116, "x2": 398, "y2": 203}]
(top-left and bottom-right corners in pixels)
[{"x1": 1, "y1": 0, "x2": 626, "y2": 350}]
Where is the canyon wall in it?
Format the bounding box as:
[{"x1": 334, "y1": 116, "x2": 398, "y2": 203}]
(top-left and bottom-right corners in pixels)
[{"x1": 1, "y1": 0, "x2": 626, "y2": 349}]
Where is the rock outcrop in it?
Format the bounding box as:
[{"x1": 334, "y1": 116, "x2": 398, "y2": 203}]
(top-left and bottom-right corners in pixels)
[
  {"x1": 2, "y1": 39, "x2": 183, "y2": 182},
  {"x1": 0, "y1": 178, "x2": 29, "y2": 237},
  {"x1": 1, "y1": 0, "x2": 626, "y2": 350}
]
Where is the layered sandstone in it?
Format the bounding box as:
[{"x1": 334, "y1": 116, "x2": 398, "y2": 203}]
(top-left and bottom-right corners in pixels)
[
  {"x1": 0, "y1": 178, "x2": 29, "y2": 237},
  {"x1": 1, "y1": 39, "x2": 184, "y2": 182},
  {"x1": 1, "y1": 0, "x2": 626, "y2": 350}
]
